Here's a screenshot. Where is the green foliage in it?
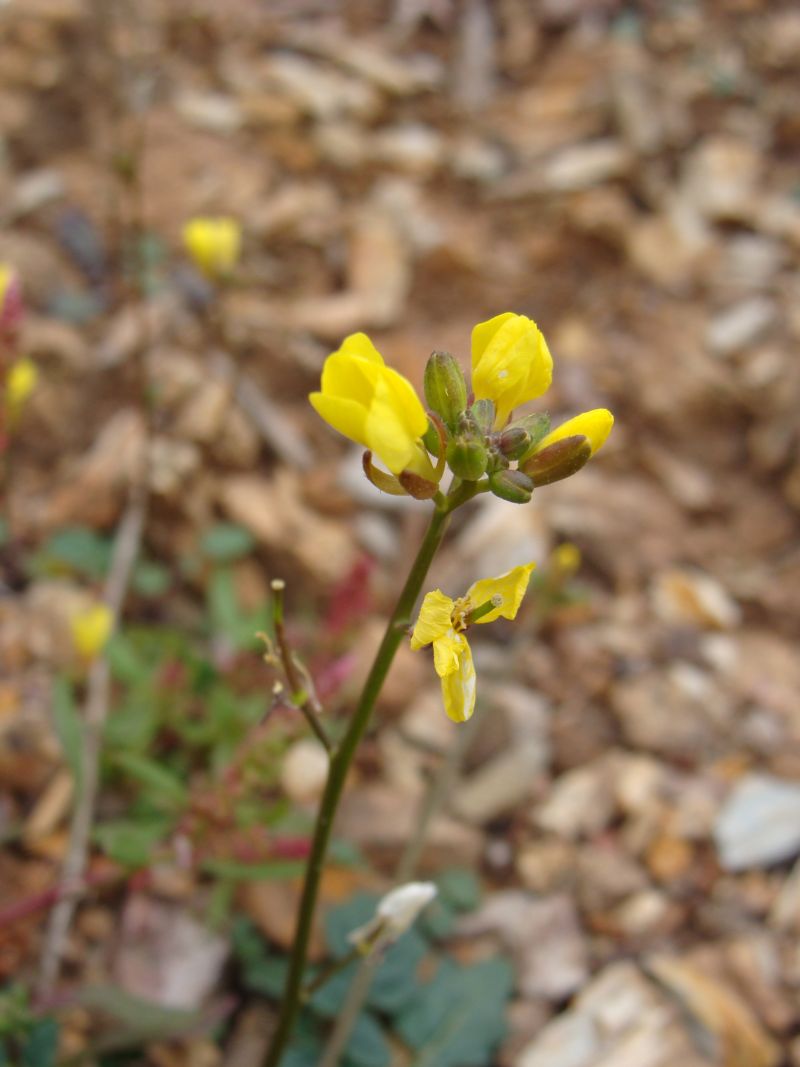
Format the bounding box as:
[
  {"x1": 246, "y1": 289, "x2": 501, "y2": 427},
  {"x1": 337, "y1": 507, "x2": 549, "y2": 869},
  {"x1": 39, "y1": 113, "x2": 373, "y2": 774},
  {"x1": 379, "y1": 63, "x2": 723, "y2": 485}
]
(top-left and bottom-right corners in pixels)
[
  {"x1": 394, "y1": 957, "x2": 514, "y2": 1067},
  {"x1": 0, "y1": 986, "x2": 58, "y2": 1067},
  {"x1": 235, "y1": 876, "x2": 513, "y2": 1067},
  {"x1": 201, "y1": 522, "x2": 256, "y2": 563}
]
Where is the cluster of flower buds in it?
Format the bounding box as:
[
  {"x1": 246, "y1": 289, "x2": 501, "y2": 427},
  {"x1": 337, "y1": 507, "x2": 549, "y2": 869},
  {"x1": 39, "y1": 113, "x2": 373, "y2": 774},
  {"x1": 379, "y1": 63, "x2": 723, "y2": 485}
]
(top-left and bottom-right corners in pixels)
[
  {"x1": 310, "y1": 313, "x2": 612, "y2": 503},
  {"x1": 422, "y1": 345, "x2": 611, "y2": 505}
]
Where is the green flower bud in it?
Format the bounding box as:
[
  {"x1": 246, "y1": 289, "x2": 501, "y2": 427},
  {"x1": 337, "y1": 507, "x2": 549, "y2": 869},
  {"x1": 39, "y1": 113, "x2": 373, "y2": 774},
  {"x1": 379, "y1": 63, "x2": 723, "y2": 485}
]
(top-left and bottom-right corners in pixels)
[
  {"x1": 424, "y1": 351, "x2": 467, "y2": 428},
  {"x1": 488, "y1": 468, "x2": 534, "y2": 504},
  {"x1": 498, "y1": 426, "x2": 531, "y2": 460},
  {"x1": 446, "y1": 436, "x2": 488, "y2": 481},
  {"x1": 513, "y1": 413, "x2": 551, "y2": 459},
  {"x1": 470, "y1": 398, "x2": 495, "y2": 434},
  {"x1": 521, "y1": 435, "x2": 591, "y2": 487}
]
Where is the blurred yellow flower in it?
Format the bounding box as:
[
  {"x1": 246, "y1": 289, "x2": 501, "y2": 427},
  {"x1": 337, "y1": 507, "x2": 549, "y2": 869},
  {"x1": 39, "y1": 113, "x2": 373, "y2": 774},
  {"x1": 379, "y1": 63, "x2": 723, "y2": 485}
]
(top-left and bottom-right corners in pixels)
[
  {"x1": 182, "y1": 216, "x2": 241, "y2": 278},
  {"x1": 411, "y1": 563, "x2": 534, "y2": 722},
  {"x1": 310, "y1": 332, "x2": 436, "y2": 479},
  {"x1": 4, "y1": 357, "x2": 38, "y2": 422},
  {"x1": 553, "y1": 542, "x2": 581, "y2": 576},
  {"x1": 471, "y1": 312, "x2": 553, "y2": 429},
  {"x1": 533, "y1": 408, "x2": 614, "y2": 457},
  {"x1": 71, "y1": 603, "x2": 113, "y2": 661}
]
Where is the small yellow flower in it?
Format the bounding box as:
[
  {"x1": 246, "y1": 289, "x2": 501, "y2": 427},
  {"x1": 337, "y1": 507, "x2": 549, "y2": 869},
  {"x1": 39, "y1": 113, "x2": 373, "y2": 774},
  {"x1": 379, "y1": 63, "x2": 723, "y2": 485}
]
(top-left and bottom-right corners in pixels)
[
  {"x1": 71, "y1": 603, "x2": 114, "y2": 661},
  {"x1": 182, "y1": 216, "x2": 241, "y2": 278},
  {"x1": 553, "y1": 542, "x2": 581, "y2": 577},
  {"x1": 472, "y1": 312, "x2": 553, "y2": 429},
  {"x1": 4, "y1": 357, "x2": 38, "y2": 422},
  {"x1": 310, "y1": 332, "x2": 436, "y2": 479},
  {"x1": 532, "y1": 408, "x2": 614, "y2": 457},
  {"x1": 411, "y1": 563, "x2": 534, "y2": 722}
]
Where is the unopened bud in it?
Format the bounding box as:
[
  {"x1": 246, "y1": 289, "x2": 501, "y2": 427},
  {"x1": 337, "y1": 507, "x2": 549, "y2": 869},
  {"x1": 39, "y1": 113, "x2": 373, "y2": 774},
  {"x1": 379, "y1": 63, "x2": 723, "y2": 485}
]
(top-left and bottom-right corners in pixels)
[
  {"x1": 423, "y1": 417, "x2": 443, "y2": 457},
  {"x1": 446, "y1": 435, "x2": 488, "y2": 481},
  {"x1": 513, "y1": 413, "x2": 551, "y2": 459},
  {"x1": 521, "y1": 435, "x2": 591, "y2": 486},
  {"x1": 470, "y1": 398, "x2": 495, "y2": 435},
  {"x1": 424, "y1": 351, "x2": 467, "y2": 428},
  {"x1": 488, "y1": 468, "x2": 533, "y2": 504},
  {"x1": 497, "y1": 425, "x2": 530, "y2": 460}
]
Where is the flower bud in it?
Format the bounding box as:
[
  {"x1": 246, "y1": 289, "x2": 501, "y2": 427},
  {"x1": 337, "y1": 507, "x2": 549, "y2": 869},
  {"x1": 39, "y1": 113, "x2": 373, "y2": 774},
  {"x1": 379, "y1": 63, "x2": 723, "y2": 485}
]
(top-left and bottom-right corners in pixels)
[
  {"x1": 71, "y1": 602, "x2": 114, "y2": 661},
  {"x1": 424, "y1": 351, "x2": 467, "y2": 428},
  {"x1": 488, "y1": 468, "x2": 533, "y2": 504},
  {"x1": 497, "y1": 425, "x2": 530, "y2": 460},
  {"x1": 470, "y1": 398, "x2": 495, "y2": 435},
  {"x1": 446, "y1": 435, "x2": 488, "y2": 481},
  {"x1": 512, "y1": 413, "x2": 551, "y2": 458},
  {"x1": 423, "y1": 417, "x2": 443, "y2": 457},
  {"x1": 521, "y1": 435, "x2": 591, "y2": 486},
  {"x1": 182, "y1": 217, "x2": 241, "y2": 279}
]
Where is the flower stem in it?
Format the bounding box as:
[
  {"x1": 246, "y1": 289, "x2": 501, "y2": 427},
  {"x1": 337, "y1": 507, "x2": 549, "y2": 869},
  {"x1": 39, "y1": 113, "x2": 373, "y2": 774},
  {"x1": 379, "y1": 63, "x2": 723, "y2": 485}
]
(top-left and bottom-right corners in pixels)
[{"x1": 263, "y1": 504, "x2": 451, "y2": 1067}]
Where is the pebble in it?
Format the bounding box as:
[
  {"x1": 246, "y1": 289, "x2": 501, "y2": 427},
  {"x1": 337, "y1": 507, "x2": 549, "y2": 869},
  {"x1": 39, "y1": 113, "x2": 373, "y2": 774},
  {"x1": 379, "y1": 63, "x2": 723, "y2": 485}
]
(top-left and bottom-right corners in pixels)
[
  {"x1": 280, "y1": 739, "x2": 329, "y2": 805},
  {"x1": 714, "y1": 774, "x2": 800, "y2": 872},
  {"x1": 706, "y1": 297, "x2": 777, "y2": 357}
]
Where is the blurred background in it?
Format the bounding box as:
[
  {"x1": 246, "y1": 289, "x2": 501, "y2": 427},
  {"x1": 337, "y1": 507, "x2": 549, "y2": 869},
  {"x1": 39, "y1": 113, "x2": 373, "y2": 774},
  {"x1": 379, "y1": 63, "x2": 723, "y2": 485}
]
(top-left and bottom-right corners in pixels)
[{"x1": 1, "y1": 1, "x2": 799, "y2": 1065}]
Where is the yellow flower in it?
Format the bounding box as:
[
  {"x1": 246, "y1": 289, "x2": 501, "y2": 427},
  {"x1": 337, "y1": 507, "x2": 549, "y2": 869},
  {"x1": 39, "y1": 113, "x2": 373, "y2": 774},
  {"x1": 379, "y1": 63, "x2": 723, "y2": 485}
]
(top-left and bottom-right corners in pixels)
[
  {"x1": 71, "y1": 603, "x2": 114, "y2": 661},
  {"x1": 553, "y1": 542, "x2": 581, "y2": 577},
  {"x1": 411, "y1": 563, "x2": 534, "y2": 722},
  {"x1": 471, "y1": 313, "x2": 553, "y2": 429},
  {"x1": 4, "y1": 358, "x2": 38, "y2": 422},
  {"x1": 182, "y1": 217, "x2": 241, "y2": 278},
  {"x1": 310, "y1": 332, "x2": 436, "y2": 479},
  {"x1": 532, "y1": 408, "x2": 613, "y2": 457}
]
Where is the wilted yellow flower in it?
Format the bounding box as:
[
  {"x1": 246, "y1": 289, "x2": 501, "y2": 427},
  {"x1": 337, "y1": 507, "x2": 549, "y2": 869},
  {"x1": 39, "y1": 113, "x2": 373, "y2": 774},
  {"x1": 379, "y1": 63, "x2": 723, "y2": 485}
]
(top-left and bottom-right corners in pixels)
[
  {"x1": 471, "y1": 313, "x2": 553, "y2": 429},
  {"x1": 4, "y1": 357, "x2": 38, "y2": 422},
  {"x1": 534, "y1": 409, "x2": 613, "y2": 457},
  {"x1": 411, "y1": 563, "x2": 534, "y2": 722},
  {"x1": 310, "y1": 332, "x2": 436, "y2": 480},
  {"x1": 182, "y1": 216, "x2": 241, "y2": 278},
  {"x1": 71, "y1": 603, "x2": 113, "y2": 660}
]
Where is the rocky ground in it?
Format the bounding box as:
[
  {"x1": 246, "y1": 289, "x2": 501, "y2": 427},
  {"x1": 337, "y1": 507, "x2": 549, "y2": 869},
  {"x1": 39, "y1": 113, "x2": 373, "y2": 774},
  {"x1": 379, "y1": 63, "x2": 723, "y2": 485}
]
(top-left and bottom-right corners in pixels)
[{"x1": 1, "y1": 1, "x2": 800, "y2": 1065}]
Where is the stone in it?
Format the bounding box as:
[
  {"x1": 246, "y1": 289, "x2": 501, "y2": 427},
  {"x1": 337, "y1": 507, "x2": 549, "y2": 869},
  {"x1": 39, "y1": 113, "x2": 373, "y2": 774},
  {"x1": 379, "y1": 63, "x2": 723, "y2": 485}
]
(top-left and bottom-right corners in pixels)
[
  {"x1": 457, "y1": 891, "x2": 588, "y2": 1002},
  {"x1": 280, "y1": 739, "x2": 329, "y2": 806},
  {"x1": 714, "y1": 774, "x2": 800, "y2": 871},
  {"x1": 652, "y1": 568, "x2": 741, "y2": 630},
  {"x1": 452, "y1": 736, "x2": 549, "y2": 823},
  {"x1": 706, "y1": 298, "x2": 777, "y2": 358},
  {"x1": 536, "y1": 757, "x2": 617, "y2": 841}
]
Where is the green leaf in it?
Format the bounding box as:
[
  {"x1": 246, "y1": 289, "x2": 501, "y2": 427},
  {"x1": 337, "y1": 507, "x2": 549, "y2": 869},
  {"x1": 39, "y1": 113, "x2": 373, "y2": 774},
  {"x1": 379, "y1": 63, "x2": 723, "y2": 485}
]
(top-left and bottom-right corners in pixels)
[
  {"x1": 200, "y1": 858, "x2": 305, "y2": 882},
  {"x1": 111, "y1": 752, "x2": 187, "y2": 809},
  {"x1": 52, "y1": 676, "x2": 83, "y2": 790},
  {"x1": 94, "y1": 817, "x2": 170, "y2": 867},
  {"x1": 419, "y1": 897, "x2": 457, "y2": 941},
  {"x1": 366, "y1": 929, "x2": 428, "y2": 1015},
  {"x1": 105, "y1": 631, "x2": 150, "y2": 686},
  {"x1": 324, "y1": 893, "x2": 381, "y2": 958},
  {"x1": 39, "y1": 526, "x2": 111, "y2": 578},
  {"x1": 435, "y1": 868, "x2": 482, "y2": 913},
  {"x1": 201, "y1": 523, "x2": 255, "y2": 562},
  {"x1": 21, "y1": 1018, "x2": 59, "y2": 1067},
  {"x1": 394, "y1": 957, "x2": 514, "y2": 1067},
  {"x1": 345, "y1": 1013, "x2": 390, "y2": 1067},
  {"x1": 132, "y1": 560, "x2": 171, "y2": 597}
]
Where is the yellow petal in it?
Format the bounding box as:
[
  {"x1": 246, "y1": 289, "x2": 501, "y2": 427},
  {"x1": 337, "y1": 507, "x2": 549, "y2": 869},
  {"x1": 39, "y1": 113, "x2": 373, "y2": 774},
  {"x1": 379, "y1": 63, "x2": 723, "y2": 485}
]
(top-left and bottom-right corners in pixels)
[
  {"x1": 432, "y1": 630, "x2": 464, "y2": 677},
  {"x1": 466, "y1": 563, "x2": 535, "y2": 625},
  {"x1": 335, "y1": 332, "x2": 385, "y2": 365},
  {"x1": 309, "y1": 391, "x2": 370, "y2": 448},
  {"x1": 71, "y1": 603, "x2": 114, "y2": 660},
  {"x1": 5, "y1": 357, "x2": 38, "y2": 420},
  {"x1": 182, "y1": 217, "x2": 241, "y2": 277},
  {"x1": 441, "y1": 638, "x2": 477, "y2": 722},
  {"x1": 534, "y1": 408, "x2": 614, "y2": 456},
  {"x1": 411, "y1": 590, "x2": 455, "y2": 650},
  {"x1": 471, "y1": 313, "x2": 553, "y2": 428}
]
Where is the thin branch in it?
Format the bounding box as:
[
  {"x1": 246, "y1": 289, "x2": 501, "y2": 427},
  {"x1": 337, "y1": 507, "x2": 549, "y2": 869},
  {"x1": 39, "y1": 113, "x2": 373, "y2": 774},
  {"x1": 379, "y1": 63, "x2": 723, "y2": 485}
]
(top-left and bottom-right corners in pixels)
[
  {"x1": 37, "y1": 486, "x2": 147, "y2": 999},
  {"x1": 270, "y1": 579, "x2": 332, "y2": 753}
]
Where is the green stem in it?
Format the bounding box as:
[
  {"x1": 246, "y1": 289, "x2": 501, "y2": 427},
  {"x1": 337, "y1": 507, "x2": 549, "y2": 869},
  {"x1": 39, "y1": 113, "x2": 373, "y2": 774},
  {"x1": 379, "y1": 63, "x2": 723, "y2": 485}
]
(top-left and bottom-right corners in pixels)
[{"x1": 263, "y1": 504, "x2": 451, "y2": 1067}]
